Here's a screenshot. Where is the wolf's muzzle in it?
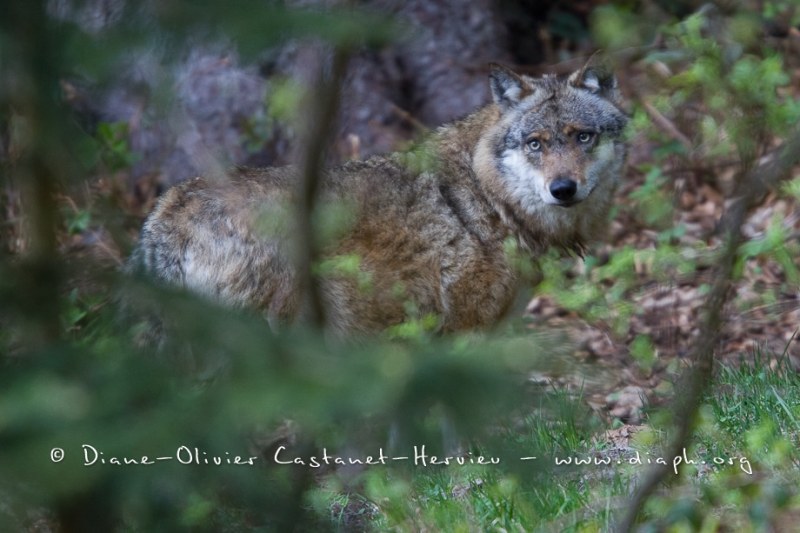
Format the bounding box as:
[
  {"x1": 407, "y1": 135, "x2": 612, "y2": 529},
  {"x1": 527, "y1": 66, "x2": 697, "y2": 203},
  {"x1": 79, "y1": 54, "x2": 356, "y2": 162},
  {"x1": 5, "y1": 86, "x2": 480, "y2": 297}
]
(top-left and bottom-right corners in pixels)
[{"x1": 550, "y1": 178, "x2": 578, "y2": 205}]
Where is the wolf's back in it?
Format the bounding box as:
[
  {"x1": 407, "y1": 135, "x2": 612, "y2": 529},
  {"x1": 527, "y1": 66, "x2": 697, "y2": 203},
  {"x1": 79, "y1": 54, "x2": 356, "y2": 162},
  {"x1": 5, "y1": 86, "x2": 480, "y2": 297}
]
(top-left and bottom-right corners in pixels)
[{"x1": 130, "y1": 171, "x2": 303, "y2": 323}]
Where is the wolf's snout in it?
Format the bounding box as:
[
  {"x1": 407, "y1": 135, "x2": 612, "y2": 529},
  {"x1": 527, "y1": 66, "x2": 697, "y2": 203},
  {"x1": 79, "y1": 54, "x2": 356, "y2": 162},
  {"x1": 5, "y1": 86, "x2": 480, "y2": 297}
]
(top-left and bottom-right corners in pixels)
[{"x1": 549, "y1": 178, "x2": 578, "y2": 203}]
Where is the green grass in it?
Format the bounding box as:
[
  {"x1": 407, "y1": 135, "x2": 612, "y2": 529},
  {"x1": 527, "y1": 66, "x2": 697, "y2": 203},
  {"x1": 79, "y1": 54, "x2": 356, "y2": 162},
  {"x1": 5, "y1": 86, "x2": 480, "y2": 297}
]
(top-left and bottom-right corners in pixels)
[
  {"x1": 699, "y1": 344, "x2": 800, "y2": 470},
  {"x1": 300, "y1": 345, "x2": 800, "y2": 531},
  {"x1": 305, "y1": 385, "x2": 627, "y2": 531}
]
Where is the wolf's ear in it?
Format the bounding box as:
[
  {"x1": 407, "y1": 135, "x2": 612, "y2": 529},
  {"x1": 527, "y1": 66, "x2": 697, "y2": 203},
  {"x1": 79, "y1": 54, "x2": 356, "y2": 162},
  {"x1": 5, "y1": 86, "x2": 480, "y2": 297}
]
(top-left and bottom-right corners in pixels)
[
  {"x1": 489, "y1": 63, "x2": 531, "y2": 110},
  {"x1": 568, "y1": 61, "x2": 620, "y2": 103}
]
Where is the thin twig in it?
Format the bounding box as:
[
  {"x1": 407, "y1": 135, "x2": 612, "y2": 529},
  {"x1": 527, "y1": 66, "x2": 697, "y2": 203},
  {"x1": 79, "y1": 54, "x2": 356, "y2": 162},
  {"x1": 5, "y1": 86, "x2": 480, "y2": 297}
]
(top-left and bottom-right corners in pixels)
[
  {"x1": 616, "y1": 124, "x2": 800, "y2": 531},
  {"x1": 295, "y1": 46, "x2": 351, "y2": 329},
  {"x1": 723, "y1": 126, "x2": 800, "y2": 229},
  {"x1": 640, "y1": 98, "x2": 693, "y2": 154},
  {"x1": 389, "y1": 103, "x2": 429, "y2": 134}
]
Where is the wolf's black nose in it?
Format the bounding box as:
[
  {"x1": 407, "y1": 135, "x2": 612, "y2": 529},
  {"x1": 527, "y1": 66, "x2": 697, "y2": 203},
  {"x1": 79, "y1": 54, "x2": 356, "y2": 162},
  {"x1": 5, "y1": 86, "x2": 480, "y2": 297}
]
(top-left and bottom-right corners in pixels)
[{"x1": 550, "y1": 178, "x2": 578, "y2": 202}]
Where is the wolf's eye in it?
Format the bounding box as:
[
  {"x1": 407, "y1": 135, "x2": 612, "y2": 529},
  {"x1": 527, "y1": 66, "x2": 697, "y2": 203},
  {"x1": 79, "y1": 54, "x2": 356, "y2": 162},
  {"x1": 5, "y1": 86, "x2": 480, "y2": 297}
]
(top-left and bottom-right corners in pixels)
[
  {"x1": 577, "y1": 132, "x2": 595, "y2": 144},
  {"x1": 527, "y1": 139, "x2": 542, "y2": 151}
]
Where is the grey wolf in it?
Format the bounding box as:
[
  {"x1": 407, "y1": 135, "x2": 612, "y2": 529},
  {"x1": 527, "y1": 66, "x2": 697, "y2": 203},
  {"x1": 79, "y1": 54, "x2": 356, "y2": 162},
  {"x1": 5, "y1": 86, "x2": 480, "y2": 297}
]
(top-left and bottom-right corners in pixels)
[{"x1": 130, "y1": 62, "x2": 628, "y2": 336}]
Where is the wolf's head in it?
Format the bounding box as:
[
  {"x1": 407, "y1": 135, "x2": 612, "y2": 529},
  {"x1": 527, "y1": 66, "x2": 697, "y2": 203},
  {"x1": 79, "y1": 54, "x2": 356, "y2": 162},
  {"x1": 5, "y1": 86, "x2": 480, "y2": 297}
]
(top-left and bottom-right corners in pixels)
[{"x1": 474, "y1": 61, "x2": 628, "y2": 251}]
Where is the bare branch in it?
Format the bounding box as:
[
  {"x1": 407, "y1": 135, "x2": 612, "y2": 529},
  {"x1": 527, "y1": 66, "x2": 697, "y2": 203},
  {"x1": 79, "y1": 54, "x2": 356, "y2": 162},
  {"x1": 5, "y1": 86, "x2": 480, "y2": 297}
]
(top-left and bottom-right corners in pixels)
[
  {"x1": 721, "y1": 125, "x2": 800, "y2": 232},
  {"x1": 640, "y1": 98, "x2": 693, "y2": 154},
  {"x1": 295, "y1": 46, "x2": 351, "y2": 329}
]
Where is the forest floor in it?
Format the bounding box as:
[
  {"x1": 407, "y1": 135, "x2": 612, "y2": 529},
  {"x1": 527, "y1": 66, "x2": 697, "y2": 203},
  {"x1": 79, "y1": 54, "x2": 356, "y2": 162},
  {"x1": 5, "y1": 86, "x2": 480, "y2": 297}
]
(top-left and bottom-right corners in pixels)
[{"x1": 523, "y1": 126, "x2": 800, "y2": 429}]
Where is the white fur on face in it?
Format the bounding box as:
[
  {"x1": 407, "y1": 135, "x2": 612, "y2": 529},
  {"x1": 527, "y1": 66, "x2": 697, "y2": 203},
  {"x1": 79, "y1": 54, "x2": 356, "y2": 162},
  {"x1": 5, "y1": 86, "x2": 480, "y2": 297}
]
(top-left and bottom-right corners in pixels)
[
  {"x1": 500, "y1": 149, "x2": 549, "y2": 212},
  {"x1": 498, "y1": 149, "x2": 579, "y2": 239},
  {"x1": 497, "y1": 138, "x2": 622, "y2": 245},
  {"x1": 501, "y1": 138, "x2": 619, "y2": 209}
]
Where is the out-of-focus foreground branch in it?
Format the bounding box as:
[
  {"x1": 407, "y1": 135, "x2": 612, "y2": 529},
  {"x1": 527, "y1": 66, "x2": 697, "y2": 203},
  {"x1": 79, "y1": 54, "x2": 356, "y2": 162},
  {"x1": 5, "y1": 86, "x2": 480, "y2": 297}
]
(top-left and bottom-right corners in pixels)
[
  {"x1": 0, "y1": 2, "x2": 68, "y2": 346},
  {"x1": 617, "y1": 126, "x2": 800, "y2": 532},
  {"x1": 295, "y1": 46, "x2": 351, "y2": 329}
]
